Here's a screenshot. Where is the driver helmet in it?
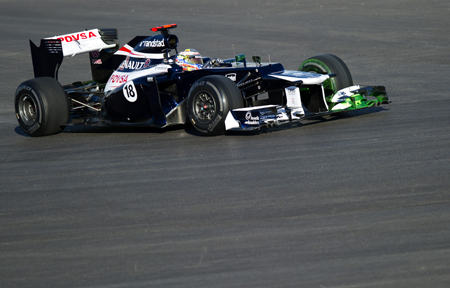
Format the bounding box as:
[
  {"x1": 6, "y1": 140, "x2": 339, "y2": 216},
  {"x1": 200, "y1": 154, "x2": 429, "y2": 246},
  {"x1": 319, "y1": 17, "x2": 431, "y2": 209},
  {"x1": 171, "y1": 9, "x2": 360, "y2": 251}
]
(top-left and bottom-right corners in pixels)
[{"x1": 176, "y1": 49, "x2": 203, "y2": 71}]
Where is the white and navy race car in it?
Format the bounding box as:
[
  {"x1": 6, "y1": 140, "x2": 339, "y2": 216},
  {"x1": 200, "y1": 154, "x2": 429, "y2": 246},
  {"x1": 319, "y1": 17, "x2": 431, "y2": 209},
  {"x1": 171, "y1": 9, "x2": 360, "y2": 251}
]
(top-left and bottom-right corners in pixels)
[{"x1": 15, "y1": 24, "x2": 390, "y2": 136}]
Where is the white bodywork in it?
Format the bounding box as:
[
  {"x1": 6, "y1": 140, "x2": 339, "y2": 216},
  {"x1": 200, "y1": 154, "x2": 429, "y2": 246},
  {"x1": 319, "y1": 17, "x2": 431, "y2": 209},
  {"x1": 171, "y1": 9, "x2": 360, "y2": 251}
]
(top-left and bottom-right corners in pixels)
[
  {"x1": 268, "y1": 70, "x2": 330, "y2": 85},
  {"x1": 104, "y1": 43, "x2": 170, "y2": 92},
  {"x1": 104, "y1": 64, "x2": 172, "y2": 93},
  {"x1": 114, "y1": 44, "x2": 165, "y2": 60}
]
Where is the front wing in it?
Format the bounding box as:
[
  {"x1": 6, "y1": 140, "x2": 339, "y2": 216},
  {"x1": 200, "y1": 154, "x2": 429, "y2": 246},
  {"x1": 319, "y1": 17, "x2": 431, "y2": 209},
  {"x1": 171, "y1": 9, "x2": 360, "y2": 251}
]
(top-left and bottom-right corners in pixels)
[{"x1": 225, "y1": 85, "x2": 390, "y2": 131}]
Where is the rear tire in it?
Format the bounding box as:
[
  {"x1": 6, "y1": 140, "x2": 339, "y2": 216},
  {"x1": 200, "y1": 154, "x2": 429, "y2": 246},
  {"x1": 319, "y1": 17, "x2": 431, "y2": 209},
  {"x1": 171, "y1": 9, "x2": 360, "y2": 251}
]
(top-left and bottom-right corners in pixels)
[
  {"x1": 299, "y1": 54, "x2": 353, "y2": 97},
  {"x1": 15, "y1": 77, "x2": 69, "y2": 137},
  {"x1": 187, "y1": 75, "x2": 244, "y2": 135}
]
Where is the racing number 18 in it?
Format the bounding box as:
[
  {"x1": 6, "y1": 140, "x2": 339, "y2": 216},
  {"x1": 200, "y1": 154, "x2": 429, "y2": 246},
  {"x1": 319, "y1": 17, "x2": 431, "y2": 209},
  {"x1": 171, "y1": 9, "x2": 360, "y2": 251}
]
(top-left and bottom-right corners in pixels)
[{"x1": 123, "y1": 81, "x2": 138, "y2": 102}]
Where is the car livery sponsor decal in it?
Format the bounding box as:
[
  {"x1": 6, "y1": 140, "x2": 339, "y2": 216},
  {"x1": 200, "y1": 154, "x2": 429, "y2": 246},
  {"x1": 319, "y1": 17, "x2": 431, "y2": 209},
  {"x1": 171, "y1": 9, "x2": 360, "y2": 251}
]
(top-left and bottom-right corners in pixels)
[
  {"x1": 118, "y1": 57, "x2": 153, "y2": 71},
  {"x1": 139, "y1": 39, "x2": 165, "y2": 48},
  {"x1": 230, "y1": 110, "x2": 261, "y2": 127},
  {"x1": 120, "y1": 60, "x2": 146, "y2": 70},
  {"x1": 109, "y1": 74, "x2": 128, "y2": 84},
  {"x1": 91, "y1": 51, "x2": 100, "y2": 58},
  {"x1": 54, "y1": 30, "x2": 98, "y2": 43},
  {"x1": 144, "y1": 58, "x2": 151, "y2": 68},
  {"x1": 244, "y1": 111, "x2": 260, "y2": 125},
  {"x1": 91, "y1": 50, "x2": 102, "y2": 64}
]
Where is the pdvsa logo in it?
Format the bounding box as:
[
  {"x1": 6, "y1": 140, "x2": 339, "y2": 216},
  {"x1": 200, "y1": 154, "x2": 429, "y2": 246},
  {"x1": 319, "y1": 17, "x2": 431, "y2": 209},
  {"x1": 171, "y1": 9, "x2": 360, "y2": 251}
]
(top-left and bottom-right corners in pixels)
[
  {"x1": 57, "y1": 31, "x2": 98, "y2": 43},
  {"x1": 109, "y1": 74, "x2": 129, "y2": 84}
]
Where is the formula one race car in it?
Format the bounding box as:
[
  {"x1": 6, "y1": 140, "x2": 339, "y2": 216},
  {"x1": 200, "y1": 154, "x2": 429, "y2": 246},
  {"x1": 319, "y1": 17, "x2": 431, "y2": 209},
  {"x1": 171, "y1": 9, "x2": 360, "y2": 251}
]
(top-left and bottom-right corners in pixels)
[{"x1": 15, "y1": 24, "x2": 390, "y2": 136}]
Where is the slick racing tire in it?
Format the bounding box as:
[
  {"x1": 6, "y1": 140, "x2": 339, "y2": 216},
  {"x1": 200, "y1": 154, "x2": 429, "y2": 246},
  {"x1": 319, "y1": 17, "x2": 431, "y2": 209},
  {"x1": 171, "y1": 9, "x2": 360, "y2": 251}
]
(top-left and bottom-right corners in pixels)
[
  {"x1": 187, "y1": 75, "x2": 244, "y2": 135},
  {"x1": 15, "y1": 77, "x2": 69, "y2": 137},
  {"x1": 299, "y1": 54, "x2": 353, "y2": 97}
]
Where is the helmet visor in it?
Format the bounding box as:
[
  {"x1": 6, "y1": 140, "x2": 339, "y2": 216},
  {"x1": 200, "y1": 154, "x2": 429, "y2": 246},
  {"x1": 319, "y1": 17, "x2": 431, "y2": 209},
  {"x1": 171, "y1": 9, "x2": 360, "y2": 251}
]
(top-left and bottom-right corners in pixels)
[{"x1": 189, "y1": 56, "x2": 203, "y2": 65}]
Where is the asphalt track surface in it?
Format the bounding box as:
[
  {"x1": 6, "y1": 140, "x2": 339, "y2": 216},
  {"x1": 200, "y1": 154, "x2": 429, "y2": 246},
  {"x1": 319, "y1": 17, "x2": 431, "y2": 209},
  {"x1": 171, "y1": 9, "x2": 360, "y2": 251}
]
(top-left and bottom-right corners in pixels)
[{"x1": 1, "y1": 1, "x2": 450, "y2": 287}]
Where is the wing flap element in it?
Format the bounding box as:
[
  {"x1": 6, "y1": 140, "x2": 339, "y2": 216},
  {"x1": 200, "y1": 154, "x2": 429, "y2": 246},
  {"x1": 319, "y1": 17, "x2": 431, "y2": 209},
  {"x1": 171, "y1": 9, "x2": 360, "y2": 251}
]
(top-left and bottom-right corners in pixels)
[{"x1": 46, "y1": 29, "x2": 116, "y2": 57}]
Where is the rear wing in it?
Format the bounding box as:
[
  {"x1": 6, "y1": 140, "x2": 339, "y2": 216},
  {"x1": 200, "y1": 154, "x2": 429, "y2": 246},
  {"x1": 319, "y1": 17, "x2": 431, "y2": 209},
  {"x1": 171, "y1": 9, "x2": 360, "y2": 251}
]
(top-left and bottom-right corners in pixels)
[{"x1": 30, "y1": 28, "x2": 119, "y2": 83}]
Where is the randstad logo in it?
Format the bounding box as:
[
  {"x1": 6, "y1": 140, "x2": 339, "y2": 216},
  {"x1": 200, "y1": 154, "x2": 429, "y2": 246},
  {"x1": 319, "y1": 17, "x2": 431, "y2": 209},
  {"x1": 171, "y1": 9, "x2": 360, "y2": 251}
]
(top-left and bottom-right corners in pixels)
[{"x1": 140, "y1": 39, "x2": 165, "y2": 48}]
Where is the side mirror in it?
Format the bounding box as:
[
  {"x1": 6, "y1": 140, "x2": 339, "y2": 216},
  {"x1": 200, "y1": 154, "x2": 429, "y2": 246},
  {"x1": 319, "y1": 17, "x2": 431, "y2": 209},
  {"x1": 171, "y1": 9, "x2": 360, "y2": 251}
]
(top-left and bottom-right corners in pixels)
[
  {"x1": 252, "y1": 55, "x2": 261, "y2": 65},
  {"x1": 235, "y1": 53, "x2": 246, "y2": 63}
]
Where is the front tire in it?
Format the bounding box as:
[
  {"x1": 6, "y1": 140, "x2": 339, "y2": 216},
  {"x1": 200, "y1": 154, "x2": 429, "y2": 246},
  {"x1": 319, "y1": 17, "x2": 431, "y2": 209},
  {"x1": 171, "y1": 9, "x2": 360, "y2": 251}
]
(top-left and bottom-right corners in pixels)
[
  {"x1": 15, "y1": 77, "x2": 69, "y2": 137},
  {"x1": 299, "y1": 54, "x2": 353, "y2": 97},
  {"x1": 187, "y1": 75, "x2": 244, "y2": 135}
]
